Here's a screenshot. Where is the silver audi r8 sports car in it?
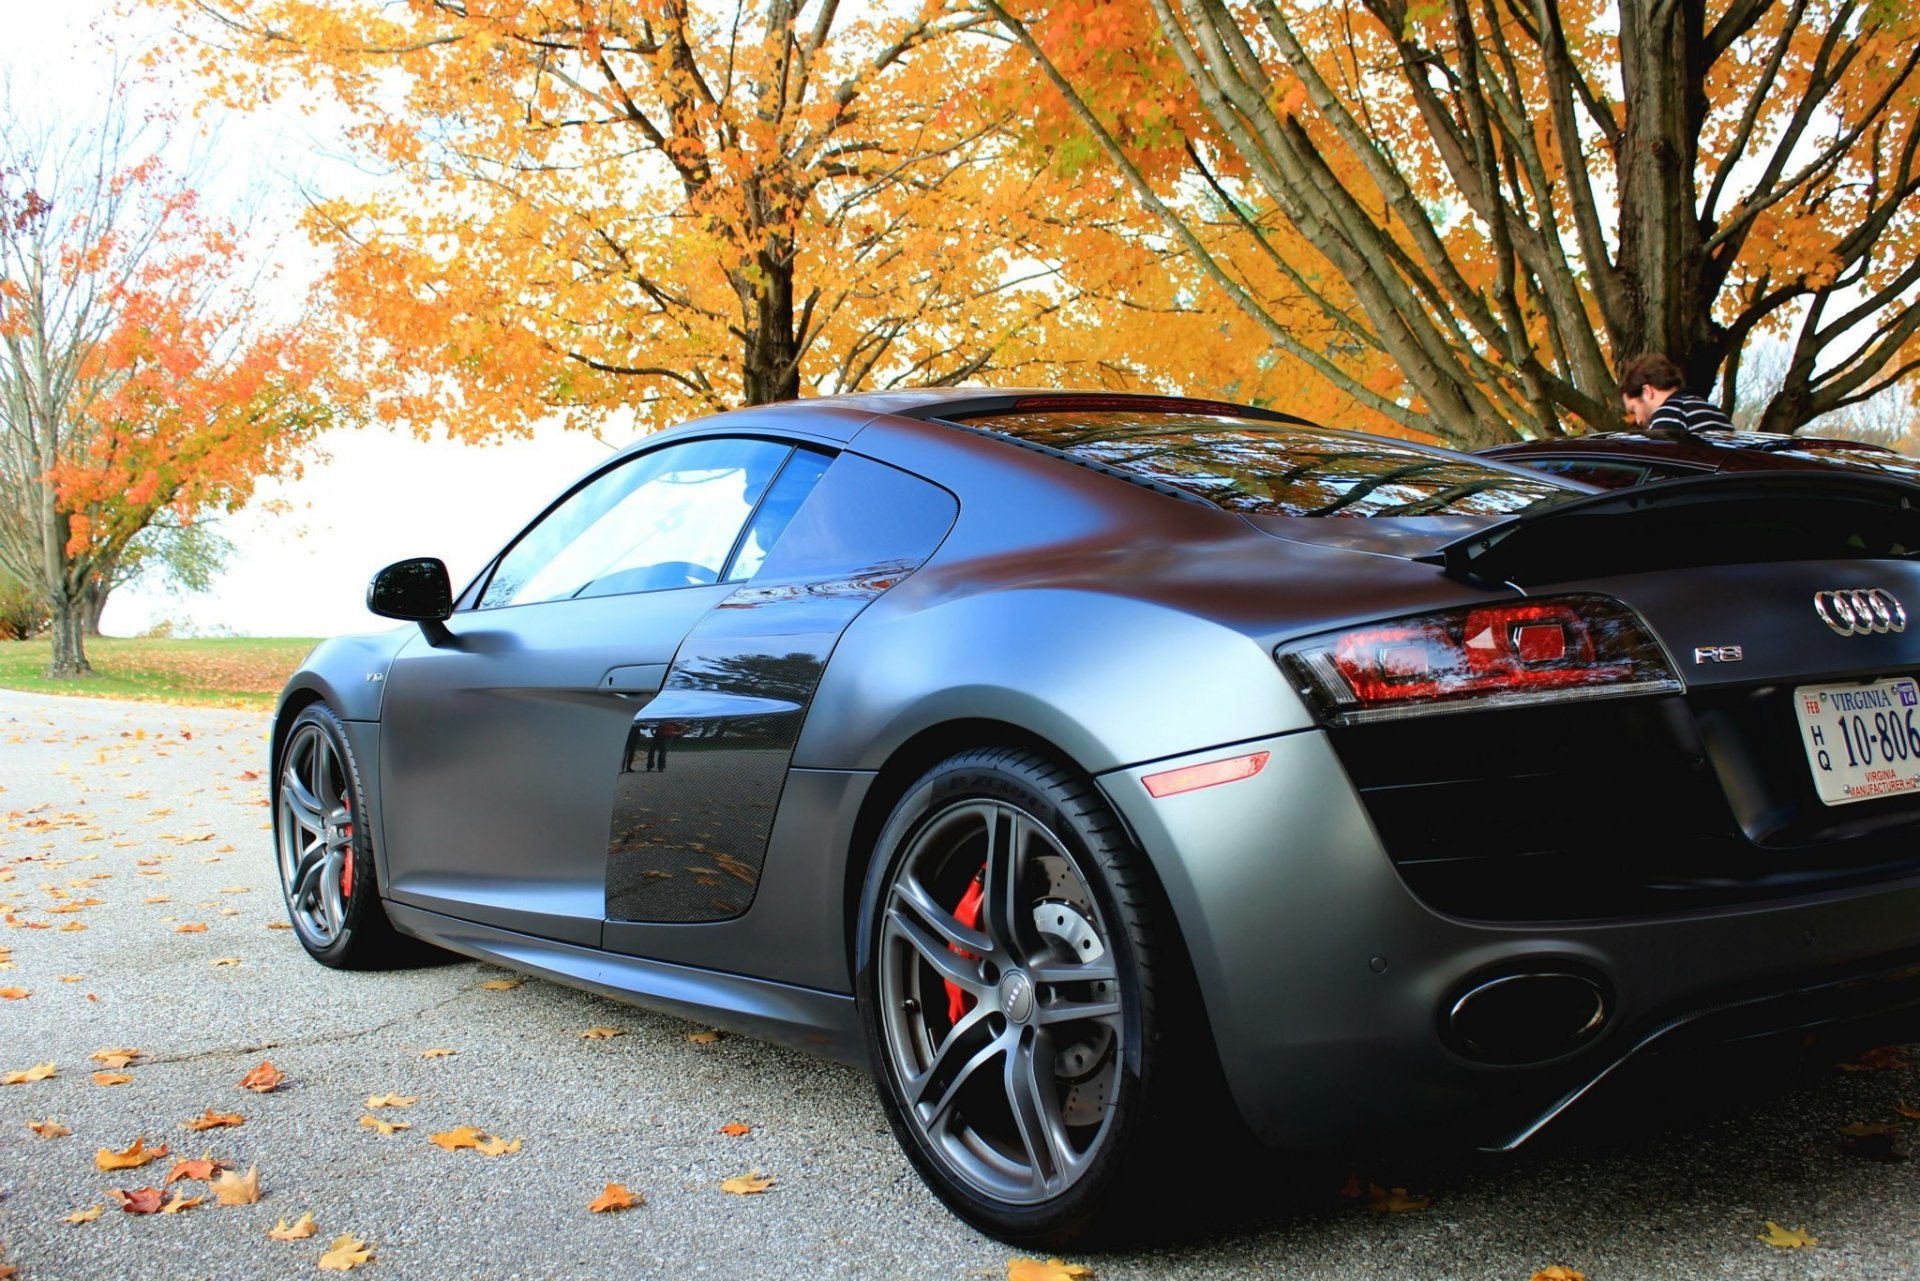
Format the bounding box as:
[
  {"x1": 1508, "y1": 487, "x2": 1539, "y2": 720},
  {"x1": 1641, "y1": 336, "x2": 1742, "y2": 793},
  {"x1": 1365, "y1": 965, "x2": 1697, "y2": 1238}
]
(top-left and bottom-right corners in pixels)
[{"x1": 273, "y1": 389, "x2": 1920, "y2": 1245}]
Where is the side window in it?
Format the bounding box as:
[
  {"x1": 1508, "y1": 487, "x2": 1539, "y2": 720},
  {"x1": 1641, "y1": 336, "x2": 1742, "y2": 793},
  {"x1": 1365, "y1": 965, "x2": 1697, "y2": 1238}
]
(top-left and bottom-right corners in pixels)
[
  {"x1": 726, "y1": 449, "x2": 833, "y2": 582},
  {"x1": 479, "y1": 438, "x2": 792, "y2": 609},
  {"x1": 750, "y1": 454, "x2": 958, "y2": 583}
]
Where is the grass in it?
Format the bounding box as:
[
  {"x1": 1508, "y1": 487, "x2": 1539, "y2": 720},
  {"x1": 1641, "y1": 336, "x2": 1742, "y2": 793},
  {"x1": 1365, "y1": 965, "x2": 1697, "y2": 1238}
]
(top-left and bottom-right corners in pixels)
[{"x1": 0, "y1": 635, "x2": 320, "y2": 709}]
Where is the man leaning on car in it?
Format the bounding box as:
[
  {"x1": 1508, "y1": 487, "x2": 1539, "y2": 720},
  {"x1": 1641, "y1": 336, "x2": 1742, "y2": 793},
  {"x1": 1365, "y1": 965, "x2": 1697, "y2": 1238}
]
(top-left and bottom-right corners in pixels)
[{"x1": 1619, "y1": 352, "x2": 1734, "y2": 436}]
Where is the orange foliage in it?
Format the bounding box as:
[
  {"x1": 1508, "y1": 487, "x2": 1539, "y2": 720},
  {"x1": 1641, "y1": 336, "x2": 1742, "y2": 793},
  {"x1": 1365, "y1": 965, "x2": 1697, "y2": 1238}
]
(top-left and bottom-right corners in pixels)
[
  {"x1": 1, "y1": 103, "x2": 350, "y2": 673},
  {"x1": 993, "y1": 0, "x2": 1920, "y2": 442},
  {"x1": 157, "y1": 0, "x2": 1219, "y2": 439}
]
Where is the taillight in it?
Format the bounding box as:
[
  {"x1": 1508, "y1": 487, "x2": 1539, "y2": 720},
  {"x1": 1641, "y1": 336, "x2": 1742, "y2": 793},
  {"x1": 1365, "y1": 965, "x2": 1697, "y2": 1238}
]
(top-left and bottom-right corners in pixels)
[{"x1": 1279, "y1": 595, "x2": 1680, "y2": 725}]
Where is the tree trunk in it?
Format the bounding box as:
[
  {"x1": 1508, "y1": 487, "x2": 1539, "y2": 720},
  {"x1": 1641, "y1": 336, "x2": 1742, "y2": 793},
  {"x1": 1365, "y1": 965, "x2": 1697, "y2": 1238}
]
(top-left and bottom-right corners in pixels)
[
  {"x1": 1614, "y1": 0, "x2": 1709, "y2": 385},
  {"x1": 45, "y1": 597, "x2": 93, "y2": 678},
  {"x1": 80, "y1": 577, "x2": 110, "y2": 636},
  {"x1": 738, "y1": 239, "x2": 801, "y2": 406}
]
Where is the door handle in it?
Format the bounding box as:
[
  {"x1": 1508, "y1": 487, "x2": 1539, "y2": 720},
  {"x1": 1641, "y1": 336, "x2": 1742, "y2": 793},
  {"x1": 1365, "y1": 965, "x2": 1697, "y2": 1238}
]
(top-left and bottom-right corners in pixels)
[{"x1": 599, "y1": 664, "x2": 667, "y2": 694}]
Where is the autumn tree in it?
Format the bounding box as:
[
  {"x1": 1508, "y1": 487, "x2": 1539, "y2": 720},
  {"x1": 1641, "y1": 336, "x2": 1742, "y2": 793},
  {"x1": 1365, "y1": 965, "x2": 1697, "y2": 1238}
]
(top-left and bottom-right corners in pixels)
[
  {"x1": 0, "y1": 99, "x2": 343, "y2": 677},
  {"x1": 80, "y1": 519, "x2": 235, "y2": 636},
  {"x1": 153, "y1": 0, "x2": 1194, "y2": 436},
  {"x1": 993, "y1": 0, "x2": 1920, "y2": 446}
]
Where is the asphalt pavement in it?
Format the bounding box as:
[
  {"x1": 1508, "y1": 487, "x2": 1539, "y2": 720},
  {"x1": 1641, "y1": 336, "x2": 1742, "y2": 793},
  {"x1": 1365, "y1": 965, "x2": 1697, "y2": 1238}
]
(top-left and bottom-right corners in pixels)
[{"x1": 4, "y1": 689, "x2": 1920, "y2": 1279}]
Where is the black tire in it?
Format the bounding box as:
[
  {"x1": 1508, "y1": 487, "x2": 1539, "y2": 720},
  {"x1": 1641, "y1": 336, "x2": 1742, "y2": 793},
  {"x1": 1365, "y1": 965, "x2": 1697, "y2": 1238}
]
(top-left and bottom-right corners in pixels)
[
  {"x1": 855, "y1": 747, "x2": 1170, "y2": 1247},
  {"x1": 273, "y1": 702, "x2": 416, "y2": 969}
]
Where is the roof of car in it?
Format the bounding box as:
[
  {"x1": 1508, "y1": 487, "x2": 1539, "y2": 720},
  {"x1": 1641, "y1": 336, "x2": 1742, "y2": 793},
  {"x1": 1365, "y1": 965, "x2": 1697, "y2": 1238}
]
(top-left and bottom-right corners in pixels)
[{"x1": 790, "y1": 387, "x2": 1317, "y2": 424}]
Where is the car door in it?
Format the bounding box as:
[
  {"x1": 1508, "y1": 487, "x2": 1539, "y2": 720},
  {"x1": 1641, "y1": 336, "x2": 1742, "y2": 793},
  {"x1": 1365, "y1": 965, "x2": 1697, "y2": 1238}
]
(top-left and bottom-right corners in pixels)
[
  {"x1": 378, "y1": 435, "x2": 797, "y2": 945},
  {"x1": 602, "y1": 451, "x2": 959, "y2": 976}
]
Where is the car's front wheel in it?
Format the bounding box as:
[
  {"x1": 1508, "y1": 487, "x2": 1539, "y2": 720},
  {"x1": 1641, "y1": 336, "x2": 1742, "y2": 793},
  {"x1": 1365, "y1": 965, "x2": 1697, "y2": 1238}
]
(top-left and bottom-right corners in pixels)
[
  {"x1": 274, "y1": 702, "x2": 414, "y2": 969},
  {"x1": 857, "y1": 747, "x2": 1170, "y2": 1247}
]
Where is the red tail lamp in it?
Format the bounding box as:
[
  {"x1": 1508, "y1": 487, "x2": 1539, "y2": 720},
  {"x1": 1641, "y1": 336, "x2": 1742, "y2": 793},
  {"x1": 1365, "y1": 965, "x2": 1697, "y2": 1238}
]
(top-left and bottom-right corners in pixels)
[{"x1": 1280, "y1": 595, "x2": 1680, "y2": 725}]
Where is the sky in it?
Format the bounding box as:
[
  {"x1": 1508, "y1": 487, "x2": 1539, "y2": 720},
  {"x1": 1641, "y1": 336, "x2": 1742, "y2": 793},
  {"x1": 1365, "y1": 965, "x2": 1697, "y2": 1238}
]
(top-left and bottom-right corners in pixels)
[{"x1": 4, "y1": 0, "x2": 622, "y2": 639}]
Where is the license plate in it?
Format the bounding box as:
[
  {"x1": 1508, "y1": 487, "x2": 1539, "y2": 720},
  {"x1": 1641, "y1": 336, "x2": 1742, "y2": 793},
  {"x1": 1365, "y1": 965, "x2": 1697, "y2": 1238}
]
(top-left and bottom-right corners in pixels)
[{"x1": 1795, "y1": 678, "x2": 1920, "y2": 805}]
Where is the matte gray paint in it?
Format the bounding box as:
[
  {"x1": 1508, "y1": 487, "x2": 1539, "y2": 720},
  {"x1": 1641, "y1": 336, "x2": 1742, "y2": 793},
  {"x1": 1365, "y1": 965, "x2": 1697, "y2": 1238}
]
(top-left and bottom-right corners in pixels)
[
  {"x1": 379, "y1": 585, "x2": 729, "y2": 944},
  {"x1": 1099, "y1": 731, "x2": 1920, "y2": 1146},
  {"x1": 600, "y1": 767, "x2": 875, "y2": 992},
  {"x1": 274, "y1": 628, "x2": 411, "y2": 724},
  {"x1": 274, "y1": 391, "x2": 1920, "y2": 1159},
  {"x1": 386, "y1": 900, "x2": 864, "y2": 1063}
]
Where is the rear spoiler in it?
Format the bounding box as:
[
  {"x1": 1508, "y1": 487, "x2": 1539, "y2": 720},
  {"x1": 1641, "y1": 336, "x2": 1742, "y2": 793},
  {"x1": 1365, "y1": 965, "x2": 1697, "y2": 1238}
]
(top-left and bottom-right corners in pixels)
[{"x1": 1420, "y1": 472, "x2": 1920, "y2": 587}]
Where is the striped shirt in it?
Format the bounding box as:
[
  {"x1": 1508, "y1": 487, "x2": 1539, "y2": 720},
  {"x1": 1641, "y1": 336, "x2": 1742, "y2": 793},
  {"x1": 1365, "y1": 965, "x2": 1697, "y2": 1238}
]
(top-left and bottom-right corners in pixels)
[{"x1": 1647, "y1": 392, "x2": 1733, "y2": 436}]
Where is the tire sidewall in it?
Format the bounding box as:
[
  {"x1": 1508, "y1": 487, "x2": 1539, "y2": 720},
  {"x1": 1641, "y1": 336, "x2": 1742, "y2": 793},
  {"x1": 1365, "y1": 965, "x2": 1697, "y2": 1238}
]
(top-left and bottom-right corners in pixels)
[{"x1": 275, "y1": 703, "x2": 382, "y2": 968}]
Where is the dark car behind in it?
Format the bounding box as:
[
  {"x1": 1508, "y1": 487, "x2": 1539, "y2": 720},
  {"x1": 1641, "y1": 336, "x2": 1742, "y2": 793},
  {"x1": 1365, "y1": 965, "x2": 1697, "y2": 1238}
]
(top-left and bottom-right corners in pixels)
[{"x1": 1479, "y1": 428, "x2": 1920, "y2": 489}]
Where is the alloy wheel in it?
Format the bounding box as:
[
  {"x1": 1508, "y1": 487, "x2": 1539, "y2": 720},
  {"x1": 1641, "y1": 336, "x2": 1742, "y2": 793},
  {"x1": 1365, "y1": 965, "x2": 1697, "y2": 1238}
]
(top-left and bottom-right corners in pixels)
[
  {"x1": 276, "y1": 720, "x2": 355, "y2": 948},
  {"x1": 876, "y1": 797, "x2": 1124, "y2": 1205}
]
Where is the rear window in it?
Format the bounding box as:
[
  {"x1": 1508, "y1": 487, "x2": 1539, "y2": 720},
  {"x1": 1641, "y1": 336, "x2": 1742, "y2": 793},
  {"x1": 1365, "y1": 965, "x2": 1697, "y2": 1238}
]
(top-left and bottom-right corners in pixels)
[{"x1": 959, "y1": 411, "x2": 1571, "y2": 518}]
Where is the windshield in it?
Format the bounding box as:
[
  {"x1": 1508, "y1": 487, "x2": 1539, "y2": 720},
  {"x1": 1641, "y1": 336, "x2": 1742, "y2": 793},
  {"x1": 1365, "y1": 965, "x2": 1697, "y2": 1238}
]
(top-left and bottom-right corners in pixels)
[{"x1": 959, "y1": 411, "x2": 1574, "y2": 518}]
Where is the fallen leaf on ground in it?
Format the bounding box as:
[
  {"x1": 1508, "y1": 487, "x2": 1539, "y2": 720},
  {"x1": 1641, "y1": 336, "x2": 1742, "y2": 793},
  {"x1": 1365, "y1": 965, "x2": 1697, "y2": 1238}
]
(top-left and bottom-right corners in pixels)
[
  {"x1": 1761, "y1": 1221, "x2": 1816, "y2": 1249},
  {"x1": 365, "y1": 1093, "x2": 417, "y2": 1109},
  {"x1": 0, "y1": 986, "x2": 28, "y2": 999},
  {"x1": 212, "y1": 957, "x2": 242, "y2": 967},
  {"x1": 1837, "y1": 1045, "x2": 1909, "y2": 1072},
  {"x1": 476, "y1": 1134, "x2": 522, "y2": 1157},
  {"x1": 479, "y1": 977, "x2": 523, "y2": 990},
  {"x1": 1008, "y1": 1260, "x2": 1095, "y2": 1281},
  {"x1": 1530, "y1": 1270, "x2": 1587, "y2": 1281},
  {"x1": 431, "y1": 1126, "x2": 487, "y2": 1152},
  {"x1": 1899, "y1": 1100, "x2": 1920, "y2": 1121},
  {"x1": 218, "y1": 886, "x2": 249, "y2": 894},
  {"x1": 1364, "y1": 1183, "x2": 1429, "y2": 1213},
  {"x1": 212, "y1": 1165, "x2": 262, "y2": 1205},
  {"x1": 267, "y1": 921, "x2": 292, "y2": 930},
  {"x1": 318, "y1": 1234, "x2": 374, "y2": 1271},
  {"x1": 1839, "y1": 1121, "x2": 1904, "y2": 1161},
  {"x1": 109, "y1": 1187, "x2": 165, "y2": 1214},
  {"x1": 29, "y1": 1119, "x2": 72, "y2": 1138},
  {"x1": 718, "y1": 1122, "x2": 752, "y2": 1137},
  {"x1": 359, "y1": 1115, "x2": 410, "y2": 1137},
  {"x1": 96, "y1": 1137, "x2": 168, "y2": 1171},
  {"x1": 268, "y1": 1212, "x2": 318, "y2": 1240},
  {"x1": 58, "y1": 974, "x2": 81, "y2": 982},
  {"x1": 175, "y1": 923, "x2": 207, "y2": 933},
  {"x1": 166, "y1": 1156, "x2": 228, "y2": 1185},
  {"x1": 184, "y1": 1108, "x2": 244, "y2": 1131},
  {"x1": 89, "y1": 1049, "x2": 144, "y2": 1069},
  {"x1": 65, "y1": 1204, "x2": 104, "y2": 1223},
  {"x1": 239, "y1": 1061, "x2": 285, "y2": 1092},
  {"x1": 419, "y1": 1047, "x2": 456, "y2": 1058},
  {"x1": 92, "y1": 1072, "x2": 133, "y2": 1086},
  {"x1": 720, "y1": 1170, "x2": 774, "y2": 1195},
  {"x1": 588, "y1": 1183, "x2": 642, "y2": 1213},
  {"x1": 581, "y1": 1027, "x2": 625, "y2": 1040},
  {"x1": 686, "y1": 1030, "x2": 722, "y2": 1044},
  {"x1": 160, "y1": 1191, "x2": 204, "y2": 1214},
  {"x1": 3, "y1": 1062, "x2": 57, "y2": 1085}
]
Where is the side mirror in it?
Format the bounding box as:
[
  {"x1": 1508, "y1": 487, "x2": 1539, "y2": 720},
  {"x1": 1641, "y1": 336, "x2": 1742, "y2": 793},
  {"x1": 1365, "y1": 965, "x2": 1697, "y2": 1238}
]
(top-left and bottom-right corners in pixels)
[{"x1": 368, "y1": 558, "x2": 454, "y2": 645}]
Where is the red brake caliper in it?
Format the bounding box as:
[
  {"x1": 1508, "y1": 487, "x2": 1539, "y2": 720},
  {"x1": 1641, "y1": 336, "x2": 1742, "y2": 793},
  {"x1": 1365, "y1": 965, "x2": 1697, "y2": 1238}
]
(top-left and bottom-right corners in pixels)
[
  {"x1": 945, "y1": 867, "x2": 986, "y2": 1024},
  {"x1": 338, "y1": 793, "x2": 355, "y2": 900}
]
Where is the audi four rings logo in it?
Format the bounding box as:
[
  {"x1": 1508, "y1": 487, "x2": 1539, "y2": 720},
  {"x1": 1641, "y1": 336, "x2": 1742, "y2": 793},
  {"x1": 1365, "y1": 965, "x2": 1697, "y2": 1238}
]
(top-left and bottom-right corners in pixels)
[{"x1": 1814, "y1": 588, "x2": 1908, "y2": 636}]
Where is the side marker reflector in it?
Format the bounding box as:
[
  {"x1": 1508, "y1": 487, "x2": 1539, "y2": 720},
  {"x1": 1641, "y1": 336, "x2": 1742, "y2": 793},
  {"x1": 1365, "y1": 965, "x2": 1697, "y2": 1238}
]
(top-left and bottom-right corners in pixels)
[{"x1": 1142, "y1": 751, "x2": 1271, "y2": 799}]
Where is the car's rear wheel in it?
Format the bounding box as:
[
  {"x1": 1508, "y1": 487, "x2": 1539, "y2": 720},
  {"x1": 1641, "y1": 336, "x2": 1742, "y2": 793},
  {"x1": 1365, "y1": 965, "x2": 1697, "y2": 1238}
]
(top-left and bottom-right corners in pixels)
[
  {"x1": 857, "y1": 747, "x2": 1168, "y2": 1247},
  {"x1": 274, "y1": 702, "x2": 413, "y2": 969}
]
